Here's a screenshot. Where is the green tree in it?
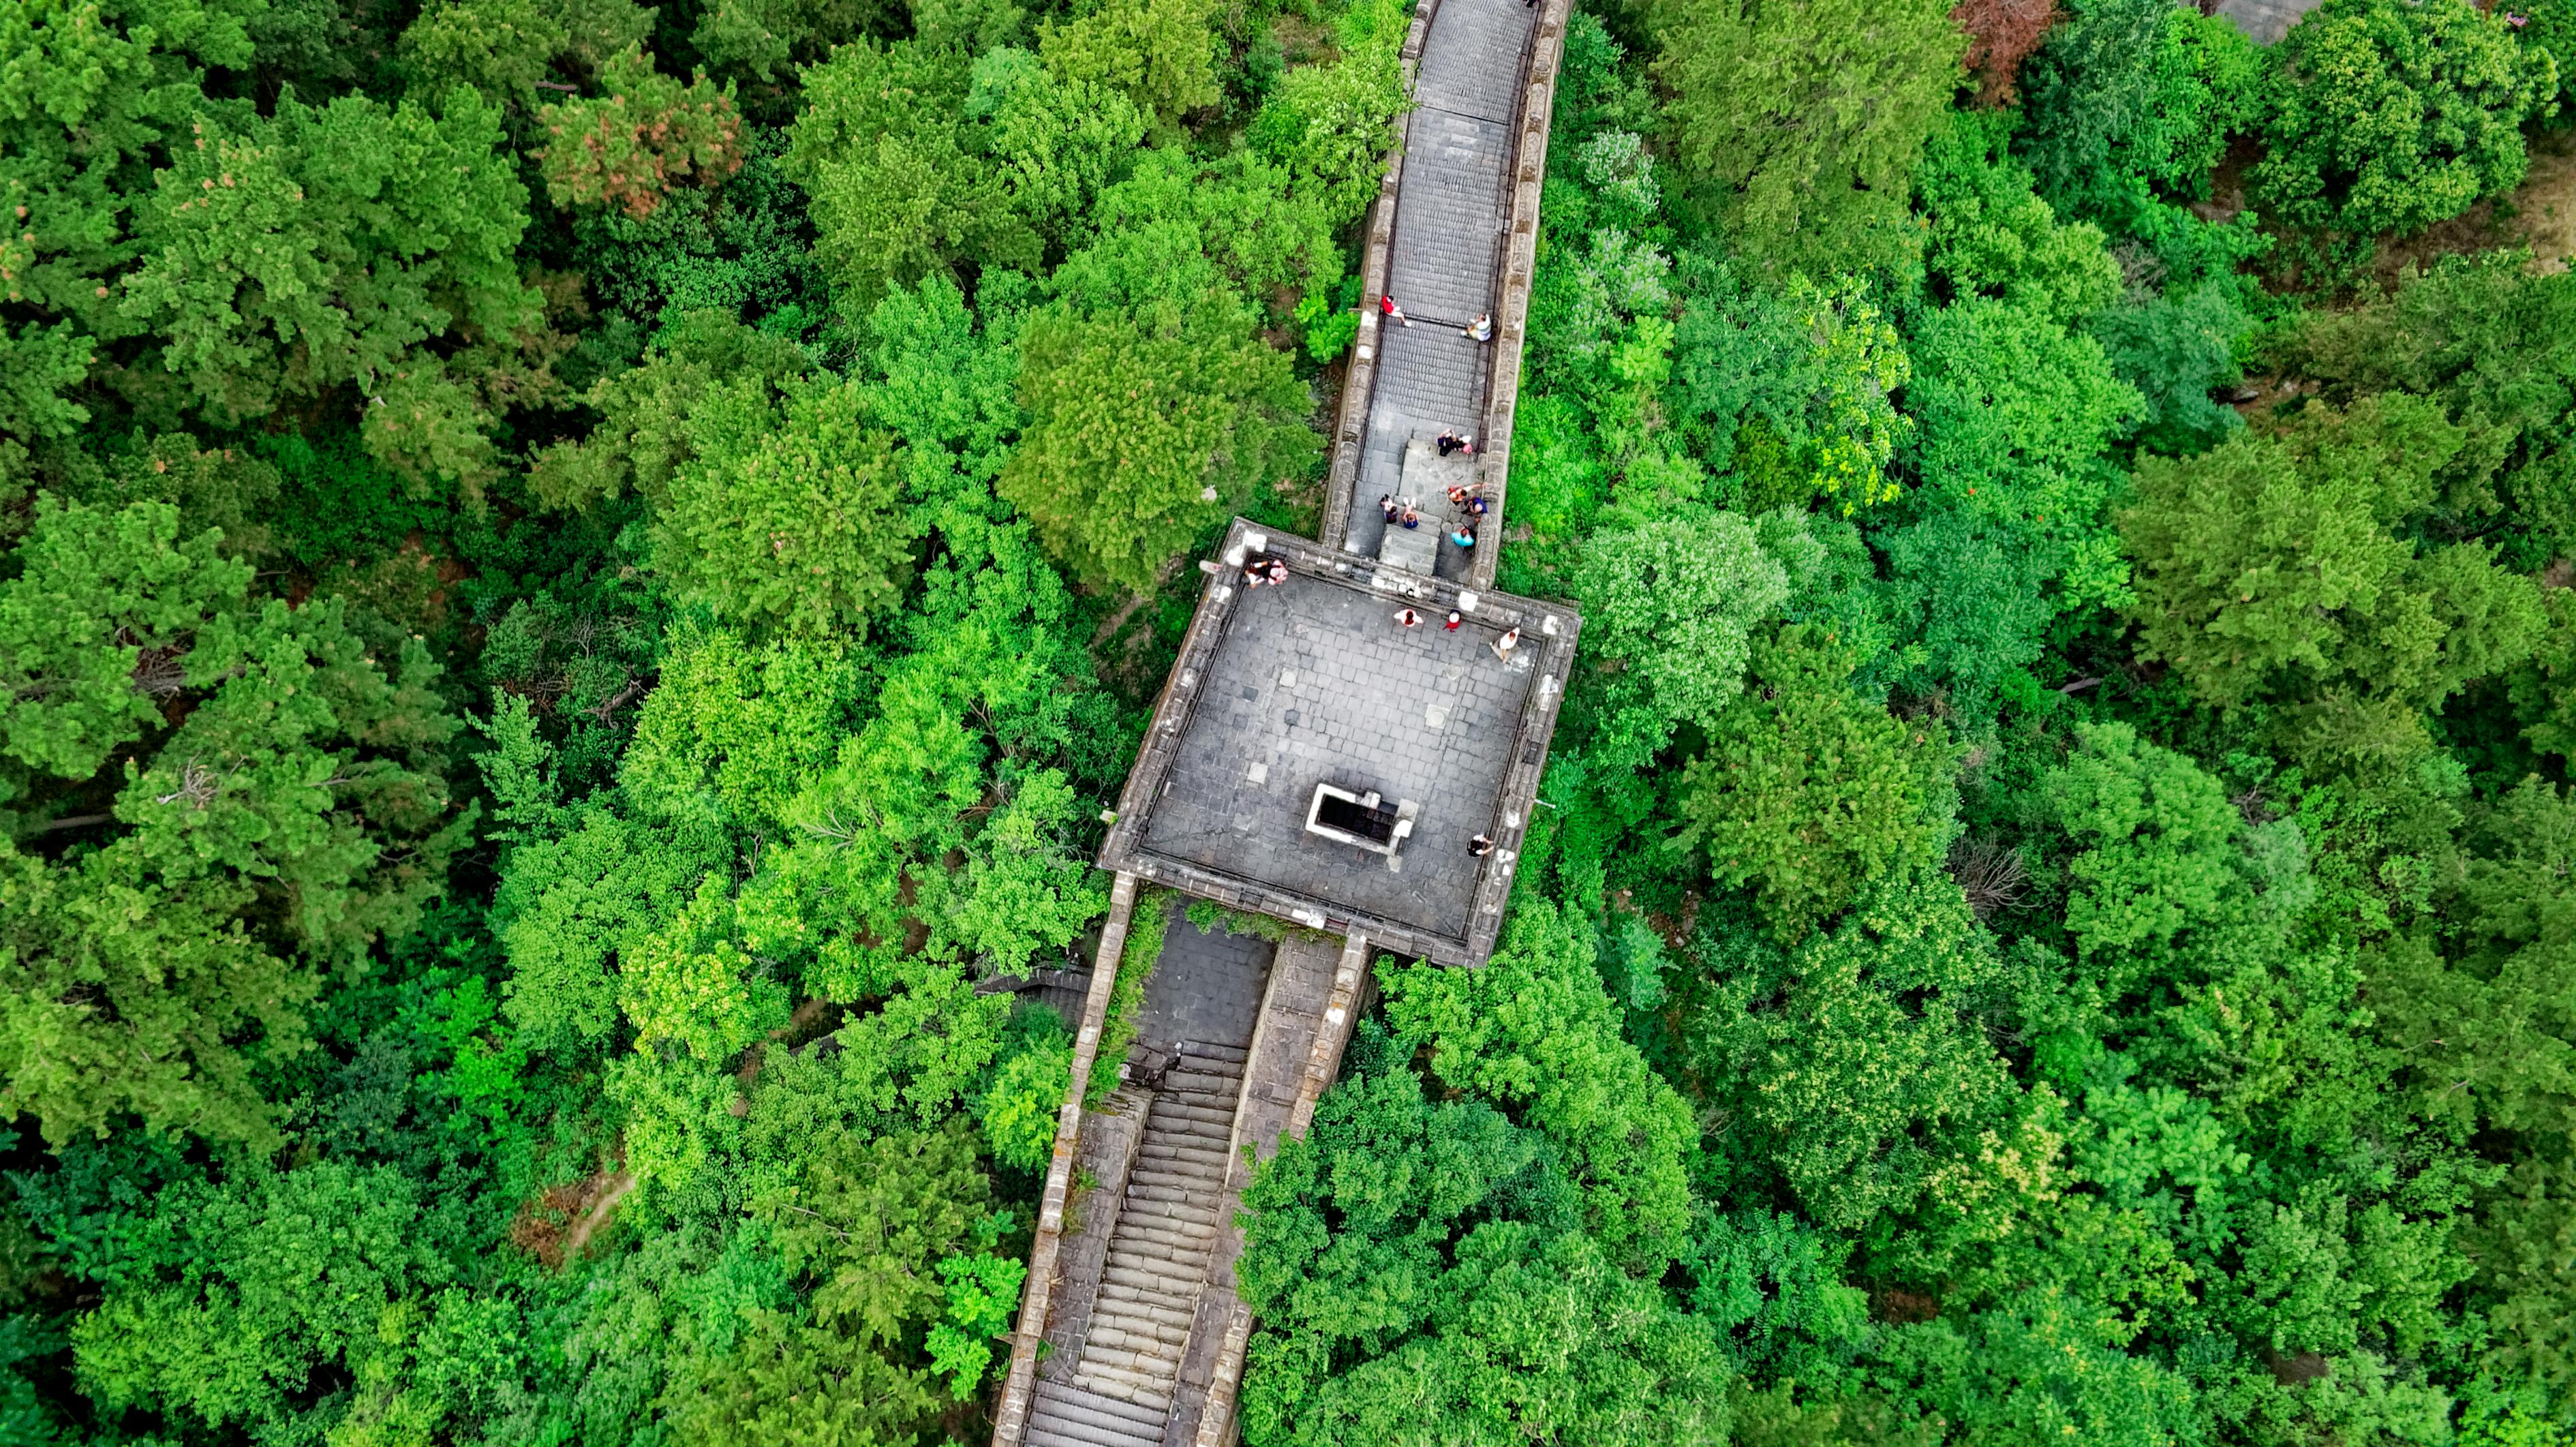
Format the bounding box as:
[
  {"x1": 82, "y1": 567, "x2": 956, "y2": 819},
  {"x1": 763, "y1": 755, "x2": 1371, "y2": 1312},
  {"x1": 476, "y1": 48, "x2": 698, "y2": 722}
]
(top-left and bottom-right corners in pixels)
[
  {"x1": 1681, "y1": 866, "x2": 2028, "y2": 1235},
  {"x1": 119, "y1": 87, "x2": 541, "y2": 493},
  {"x1": 1235, "y1": 1066, "x2": 1727, "y2": 1447},
  {"x1": 2121, "y1": 395, "x2": 2546, "y2": 771},
  {"x1": 2284, "y1": 254, "x2": 2576, "y2": 555},
  {"x1": 662, "y1": 1124, "x2": 997, "y2": 1446},
  {"x1": 0, "y1": 0, "x2": 263, "y2": 489},
  {"x1": 71, "y1": 1163, "x2": 448, "y2": 1436},
  {"x1": 2017, "y1": 0, "x2": 2266, "y2": 219},
  {"x1": 1244, "y1": 0, "x2": 1414, "y2": 224},
  {"x1": 1650, "y1": 0, "x2": 1965, "y2": 275},
  {"x1": 536, "y1": 45, "x2": 746, "y2": 220},
  {"x1": 1671, "y1": 626, "x2": 1950, "y2": 937},
  {"x1": 1377, "y1": 899, "x2": 1697, "y2": 1260},
  {"x1": 648, "y1": 373, "x2": 919, "y2": 641},
  {"x1": 1570, "y1": 510, "x2": 1790, "y2": 767},
  {"x1": 2251, "y1": 0, "x2": 2556, "y2": 275},
  {"x1": 787, "y1": 40, "x2": 1037, "y2": 317},
  {"x1": 1000, "y1": 293, "x2": 1309, "y2": 592},
  {"x1": 1036, "y1": 0, "x2": 1223, "y2": 128},
  {"x1": 0, "y1": 499, "x2": 464, "y2": 1148}
]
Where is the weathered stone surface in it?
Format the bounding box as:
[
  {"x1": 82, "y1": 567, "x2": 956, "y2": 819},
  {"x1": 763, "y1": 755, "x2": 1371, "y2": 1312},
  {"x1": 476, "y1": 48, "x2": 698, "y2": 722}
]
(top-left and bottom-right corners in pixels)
[{"x1": 999, "y1": 0, "x2": 1580, "y2": 1435}]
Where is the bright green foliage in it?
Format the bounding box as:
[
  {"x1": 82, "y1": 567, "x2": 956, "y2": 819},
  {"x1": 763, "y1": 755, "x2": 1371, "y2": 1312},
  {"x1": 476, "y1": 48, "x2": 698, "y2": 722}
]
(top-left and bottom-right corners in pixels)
[
  {"x1": 742, "y1": 523, "x2": 1109, "y2": 984},
  {"x1": 976, "y1": 1014, "x2": 1071, "y2": 1172},
  {"x1": 2017, "y1": 0, "x2": 2267, "y2": 218},
  {"x1": 0, "y1": 499, "x2": 463, "y2": 1148},
  {"x1": 2121, "y1": 395, "x2": 2545, "y2": 770},
  {"x1": 491, "y1": 807, "x2": 728, "y2": 1055},
  {"x1": 1680, "y1": 1211, "x2": 1871, "y2": 1380},
  {"x1": 649, "y1": 372, "x2": 919, "y2": 640},
  {"x1": 1000, "y1": 292, "x2": 1308, "y2": 592},
  {"x1": 1570, "y1": 511, "x2": 1790, "y2": 767},
  {"x1": 788, "y1": 40, "x2": 1035, "y2": 316},
  {"x1": 689, "y1": 0, "x2": 900, "y2": 80},
  {"x1": 120, "y1": 88, "x2": 539, "y2": 491},
  {"x1": 1865, "y1": 1289, "x2": 2201, "y2": 1447},
  {"x1": 969, "y1": 49, "x2": 1149, "y2": 247},
  {"x1": 1236, "y1": 1066, "x2": 1728, "y2": 1446},
  {"x1": 2372, "y1": 778, "x2": 2576, "y2": 1145},
  {"x1": 1089, "y1": 887, "x2": 1167, "y2": 1106},
  {"x1": 925, "y1": 1249, "x2": 1026, "y2": 1397},
  {"x1": 1649, "y1": 0, "x2": 1964, "y2": 275},
  {"x1": 2285, "y1": 255, "x2": 2576, "y2": 553},
  {"x1": 1668, "y1": 264, "x2": 1915, "y2": 515},
  {"x1": 1916, "y1": 112, "x2": 2123, "y2": 326},
  {"x1": 1379, "y1": 898, "x2": 1697, "y2": 1260},
  {"x1": 70, "y1": 1162, "x2": 448, "y2": 1436},
  {"x1": 2252, "y1": 0, "x2": 2558, "y2": 272},
  {"x1": 1682, "y1": 866, "x2": 2025, "y2": 1234},
  {"x1": 1056, "y1": 146, "x2": 1343, "y2": 334},
  {"x1": 1903, "y1": 299, "x2": 2142, "y2": 547},
  {"x1": 1244, "y1": 0, "x2": 1413, "y2": 223},
  {"x1": 528, "y1": 309, "x2": 811, "y2": 511},
  {"x1": 1672, "y1": 626, "x2": 1950, "y2": 937},
  {"x1": 400, "y1": 0, "x2": 579, "y2": 104},
  {"x1": 2089, "y1": 279, "x2": 2251, "y2": 455},
  {"x1": 0, "y1": 0, "x2": 264, "y2": 483},
  {"x1": 665, "y1": 1124, "x2": 992, "y2": 1445},
  {"x1": 1036, "y1": 0, "x2": 1223, "y2": 127},
  {"x1": 537, "y1": 46, "x2": 746, "y2": 220},
  {"x1": 1882, "y1": 288, "x2": 2143, "y2": 723},
  {"x1": 618, "y1": 625, "x2": 860, "y2": 836}
]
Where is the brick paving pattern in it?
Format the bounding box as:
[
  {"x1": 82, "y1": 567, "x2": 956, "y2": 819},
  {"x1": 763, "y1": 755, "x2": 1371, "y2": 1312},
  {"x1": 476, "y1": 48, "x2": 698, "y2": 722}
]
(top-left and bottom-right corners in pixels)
[
  {"x1": 1345, "y1": 0, "x2": 1539, "y2": 579},
  {"x1": 1138, "y1": 576, "x2": 1535, "y2": 942}
]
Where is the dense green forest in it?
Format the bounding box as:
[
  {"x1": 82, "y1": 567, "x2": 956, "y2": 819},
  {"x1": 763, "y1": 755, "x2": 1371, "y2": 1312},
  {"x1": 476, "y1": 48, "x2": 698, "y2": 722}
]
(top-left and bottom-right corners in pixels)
[{"x1": 0, "y1": 0, "x2": 2573, "y2": 1435}]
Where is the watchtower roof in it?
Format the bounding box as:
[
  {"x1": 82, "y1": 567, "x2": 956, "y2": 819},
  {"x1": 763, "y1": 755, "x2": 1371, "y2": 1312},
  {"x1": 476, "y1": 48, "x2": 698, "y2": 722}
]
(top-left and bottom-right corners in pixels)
[{"x1": 1097, "y1": 518, "x2": 1579, "y2": 967}]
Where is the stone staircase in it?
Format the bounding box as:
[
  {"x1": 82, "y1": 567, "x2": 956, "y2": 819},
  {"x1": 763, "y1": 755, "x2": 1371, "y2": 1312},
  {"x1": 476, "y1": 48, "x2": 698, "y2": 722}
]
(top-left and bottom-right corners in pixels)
[
  {"x1": 1026, "y1": 1380, "x2": 1169, "y2": 1447},
  {"x1": 1030, "y1": 1044, "x2": 1248, "y2": 1445}
]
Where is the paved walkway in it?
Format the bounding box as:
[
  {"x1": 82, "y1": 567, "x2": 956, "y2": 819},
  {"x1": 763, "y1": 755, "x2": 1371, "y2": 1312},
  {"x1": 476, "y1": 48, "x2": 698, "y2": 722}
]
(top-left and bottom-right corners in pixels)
[
  {"x1": 1342, "y1": 0, "x2": 1539, "y2": 579},
  {"x1": 995, "y1": 0, "x2": 1566, "y2": 1440}
]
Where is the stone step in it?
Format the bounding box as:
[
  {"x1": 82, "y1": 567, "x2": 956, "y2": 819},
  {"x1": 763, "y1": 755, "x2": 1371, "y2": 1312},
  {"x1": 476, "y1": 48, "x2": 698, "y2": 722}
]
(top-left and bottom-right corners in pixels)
[
  {"x1": 1102, "y1": 1264, "x2": 1203, "y2": 1300},
  {"x1": 1124, "y1": 1183, "x2": 1223, "y2": 1213},
  {"x1": 1140, "y1": 1136, "x2": 1229, "y2": 1160},
  {"x1": 1093, "y1": 1294, "x2": 1197, "y2": 1332},
  {"x1": 1111, "y1": 1215, "x2": 1216, "y2": 1247},
  {"x1": 1174, "y1": 1041, "x2": 1250, "y2": 1064},
  {"x1": 1109, "y1": 1226, "x2": 1216, "y2": 1262},
  {"x1": 1127, "y1": 1168, "x2": 1225, "y2": 1198},
  {"x1": 1088, "y1": 1319, "x2": 1190, "y2": 1355},
  {"x1": 1118, "y1": 1184, "x2": 1216, "y2": 1215},
  {"x1": 1029, "y1": 1380, "x2": 1167, "y2": 1447},
  {"x1": 1094, "y1": 1285, "x2": 1198, "y2": 1328},
  {"x1": 1075, "y1": 1360, "x2": 1176, "y2": 1410},
  {"x1": 1147, "y1": 1099, "x2": 1236, "y2": 1130}
]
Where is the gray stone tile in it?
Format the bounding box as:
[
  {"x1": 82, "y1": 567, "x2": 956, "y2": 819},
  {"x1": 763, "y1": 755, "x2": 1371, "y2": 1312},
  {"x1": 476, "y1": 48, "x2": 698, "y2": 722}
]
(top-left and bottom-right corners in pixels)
[{"x1": 1137, "y1": 573, "x2": 1536, "y2": 941}]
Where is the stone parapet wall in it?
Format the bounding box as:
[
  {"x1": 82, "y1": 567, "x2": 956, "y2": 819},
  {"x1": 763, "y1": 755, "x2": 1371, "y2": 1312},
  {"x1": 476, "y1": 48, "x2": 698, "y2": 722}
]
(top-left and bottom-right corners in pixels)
[
  {"x1": 989, "y1": 872, "x2": 1140, "y2": 1447},
  {"x1": 1469, "y1": 0, "x2": 1574, "y2": 590}
]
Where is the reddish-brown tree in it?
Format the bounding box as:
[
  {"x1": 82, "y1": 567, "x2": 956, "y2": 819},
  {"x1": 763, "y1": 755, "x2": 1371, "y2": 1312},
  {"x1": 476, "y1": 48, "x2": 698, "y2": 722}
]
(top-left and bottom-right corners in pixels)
[{"x1": 1950, "y1": 0, "x2": 2058, "y2": 104}]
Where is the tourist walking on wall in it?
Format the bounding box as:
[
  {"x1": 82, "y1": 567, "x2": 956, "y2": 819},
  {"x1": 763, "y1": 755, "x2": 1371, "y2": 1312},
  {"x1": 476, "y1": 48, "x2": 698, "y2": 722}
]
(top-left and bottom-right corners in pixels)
[
  {"x1": 1381, "y1": 294, "x2": 1412, "y2": 326},
  {"x1": 1464, "y1": 313, "x2": 1492, "y2": 341}
]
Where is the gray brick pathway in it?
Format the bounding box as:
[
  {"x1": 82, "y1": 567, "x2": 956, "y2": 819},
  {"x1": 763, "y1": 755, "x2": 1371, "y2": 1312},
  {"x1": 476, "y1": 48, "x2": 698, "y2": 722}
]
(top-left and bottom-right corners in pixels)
[
  {"x1": 1134, "y1": 914, "x2": 1274, "y2": 1056},
  {"x1": 1342, "y1": 0, "x2": 1539, "y2": 575}
]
